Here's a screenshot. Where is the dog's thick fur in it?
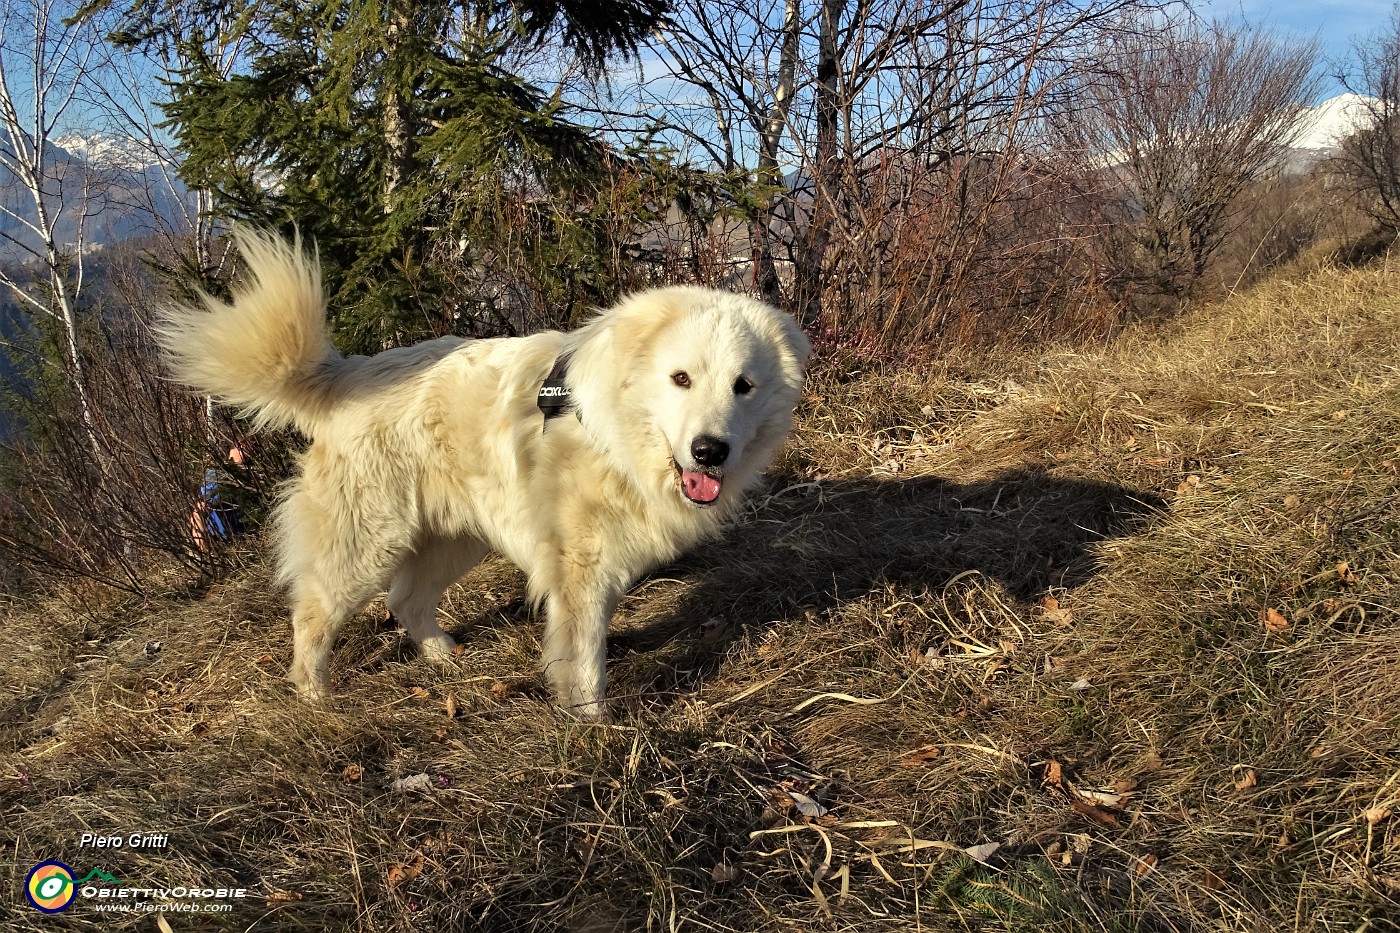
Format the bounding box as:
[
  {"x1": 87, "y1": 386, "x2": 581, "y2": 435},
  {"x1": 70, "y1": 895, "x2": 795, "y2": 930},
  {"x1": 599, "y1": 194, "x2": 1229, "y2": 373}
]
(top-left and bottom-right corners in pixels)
[{"x1": 156, "y1": 230, "x2": 810, "y2": 716}]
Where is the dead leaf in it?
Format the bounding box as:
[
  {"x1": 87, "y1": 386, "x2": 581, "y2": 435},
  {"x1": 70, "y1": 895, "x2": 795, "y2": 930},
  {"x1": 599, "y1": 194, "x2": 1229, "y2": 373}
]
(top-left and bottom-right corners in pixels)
[
  {"x1": 387, "y1": 854, "x2": 425, "y2": 890},
  {"x1": 1074, "y1": 787, "x2": 1132, "y2": 808},
  {"x1": 1331, "y1": 409, "x2": 1349, "y2": 421},
  {"x1": 254, "y1": 654, "x2": 275, "y2": 665},
  {"x1": 1202, "y1": 869, "x2": 1228, "y2": 891},
  {"x1": 1070, "y1": 678, "x2": 1092, "y2": 691},
  {"x1": 1262, "y1": 608, "x2": 1289, "y2": 633},
  {"x1": 1363, "y1": 806, "x2": 1391, "y2": 826},
  {"x1": 392, "y1": 773, "x2": 434, "y2": 794},
  {"x1": 1071, "y1": 799, "x2": 1119, "y2": 826},
  {"x1": 1283, "y1": 494, "x2": 1302, "y2": 509},
  {"x1": 711, "y1": 861, "x2": 740, "y2": 883},
  {"x1": 342, "y1": 763, "x2": 364, "y2": 782},
  {"x1": 899, "y1": 745, "x2": 942, "y2": 766},
  {"x1": 1042, "y1": 759, "x2": 1065, "y2": 789},
  {"x1": 451, "y1": 643, "x2": 466, "y2": 657},
  {"x1": 1234, "y1": 768, "x2": 1258, "y2": 791},
  {"x1": 1112, "y1": 776, "x2": 1140, "y2": 794},
  {"x1": 431, "y1": 728, "x2": 448, "y2": 743},
  {"x1": 489, "y1": 680, "x2": 509, "y2": 699},
  {"x1": 920, "y1": 648, "x2": 947, "y2": 670},
  {"x1": 156, "y1": 916, "x2": 175, "y2": 933},
  {"x1": 1043, "y1": 655, "x2": 1066, "y2": 674},
  {"x1": 445, "y1": 693, "x2": 459, "y2": 718},
  {"x1": 1336, "y1": 562, "x2": 1359, "y2": 585},
  {"x1": 1134, "y1": 854, "x2": 1158, "y2": 877},
  {"x1": 1040, "y1": 595, "x2": 1073, "y2": 625},
  {"x1": 409, "y1": 686, "x2": 430, "y2": 699},
  {"x1": 964, "y1": 841, "x2": 1001, "y2": 863},
  {"x1": 266, "y1": 890, "x2": 303, "y2": 906},
  {"x1": 788, "y1": 790, "x2": 829, "y2": 819}
]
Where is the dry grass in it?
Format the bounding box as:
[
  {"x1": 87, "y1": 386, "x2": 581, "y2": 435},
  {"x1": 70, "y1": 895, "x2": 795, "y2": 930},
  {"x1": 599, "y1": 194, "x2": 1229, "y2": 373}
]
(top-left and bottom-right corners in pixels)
[{"x1": 3, "y1": 260, "x2": 1400, "y2": 931}]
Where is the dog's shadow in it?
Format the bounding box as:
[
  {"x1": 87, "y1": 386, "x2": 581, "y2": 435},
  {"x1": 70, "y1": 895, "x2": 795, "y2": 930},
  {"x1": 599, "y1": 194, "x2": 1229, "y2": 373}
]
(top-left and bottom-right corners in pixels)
[{"x1": 604, "y1": 466, "x2": 1166, "y2": 701}]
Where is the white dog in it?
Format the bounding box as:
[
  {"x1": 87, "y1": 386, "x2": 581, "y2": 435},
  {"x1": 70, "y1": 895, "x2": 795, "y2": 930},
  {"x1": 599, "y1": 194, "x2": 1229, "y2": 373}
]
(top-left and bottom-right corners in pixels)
[{"x1": 156, "y1": 230, "x2": 809, "y2": 717}]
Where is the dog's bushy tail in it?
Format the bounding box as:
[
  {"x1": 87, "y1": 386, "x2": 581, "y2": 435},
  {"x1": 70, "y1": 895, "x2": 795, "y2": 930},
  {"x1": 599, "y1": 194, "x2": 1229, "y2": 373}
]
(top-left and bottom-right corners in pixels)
[{"x1": 155, "y1": 228, "x2": 341, "y2": 435}]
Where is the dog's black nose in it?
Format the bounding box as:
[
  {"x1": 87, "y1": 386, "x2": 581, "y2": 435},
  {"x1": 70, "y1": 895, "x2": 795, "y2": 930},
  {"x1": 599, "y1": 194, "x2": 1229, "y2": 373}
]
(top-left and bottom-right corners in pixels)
[{"x1": 691, "y1": 436, "x2": 730, "y2": 467}]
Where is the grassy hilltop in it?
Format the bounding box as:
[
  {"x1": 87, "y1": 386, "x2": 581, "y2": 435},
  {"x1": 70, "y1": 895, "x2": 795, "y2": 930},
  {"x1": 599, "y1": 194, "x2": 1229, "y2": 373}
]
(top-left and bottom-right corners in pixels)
[{"x1": 3, "y1": 261, "x2": 1399, "y2": 931}]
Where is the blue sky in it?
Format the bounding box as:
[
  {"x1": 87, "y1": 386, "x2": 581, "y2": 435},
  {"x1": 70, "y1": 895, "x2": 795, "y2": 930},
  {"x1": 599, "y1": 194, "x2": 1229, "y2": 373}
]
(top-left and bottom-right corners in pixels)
[{"x1": 1199, "y1": 0, "x2": 1396, "y2": 97}]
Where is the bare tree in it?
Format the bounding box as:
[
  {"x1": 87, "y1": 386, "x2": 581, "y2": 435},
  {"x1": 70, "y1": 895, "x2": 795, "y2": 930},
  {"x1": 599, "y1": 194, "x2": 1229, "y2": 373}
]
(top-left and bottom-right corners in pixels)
[
  {"x1": 1337, "y1": 10, "x2": 1400, "y2": 235},
  {"x1": 644, "y1": 0, "x2": 803, "y2": 304},
  {"x1": 0, "y1": 0, "x2": 109, "y2": 461},
  {"x1": 83, "y1": 17, "x2": 242, "y2": 283},
  {"x1": 0, "y1": 0, "x2": 249, "y2": 589},
  {"x1": 1057, "y1": 17, "x2": 1318, "y2": 304},
  {"x1": 642, "y1": 0, "x2": 1150, "y2": 331}
]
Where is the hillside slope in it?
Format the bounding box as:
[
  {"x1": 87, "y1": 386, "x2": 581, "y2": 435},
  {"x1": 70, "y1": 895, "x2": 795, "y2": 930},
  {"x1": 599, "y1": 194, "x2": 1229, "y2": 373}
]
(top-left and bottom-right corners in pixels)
[{"x1": 2, "y1": 263, "x2": 1398, "y2": 931}]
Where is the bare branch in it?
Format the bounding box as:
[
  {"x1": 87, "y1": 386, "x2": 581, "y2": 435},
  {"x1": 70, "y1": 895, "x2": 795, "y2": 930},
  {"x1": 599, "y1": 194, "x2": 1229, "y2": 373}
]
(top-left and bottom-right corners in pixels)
[{"x1": 1054, "y1": 15, "x2": 1319, "y2": 303}]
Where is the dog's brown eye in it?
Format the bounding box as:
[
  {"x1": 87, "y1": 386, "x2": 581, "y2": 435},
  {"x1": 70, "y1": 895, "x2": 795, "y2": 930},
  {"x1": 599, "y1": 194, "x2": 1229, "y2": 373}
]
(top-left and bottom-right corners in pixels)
[
  {"x1": 672, "y1": 371, "x2": 691, "y2": 388},
  {"x1": 734, "y1": 377, "x2": 754, "y2": 395}
]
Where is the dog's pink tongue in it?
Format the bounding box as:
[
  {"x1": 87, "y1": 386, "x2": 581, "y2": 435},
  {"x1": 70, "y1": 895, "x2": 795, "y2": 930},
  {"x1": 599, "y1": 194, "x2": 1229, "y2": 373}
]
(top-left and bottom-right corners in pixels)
[{"x1": 681, "y1": 470, "x2": 722, "y2": 503}]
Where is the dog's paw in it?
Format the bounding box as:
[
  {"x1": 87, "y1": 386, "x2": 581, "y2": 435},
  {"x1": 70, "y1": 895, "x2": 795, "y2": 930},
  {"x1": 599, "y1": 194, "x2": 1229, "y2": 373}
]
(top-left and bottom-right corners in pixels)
[
  {"x1": 291, "y1": 677, "x2": 331, "y2": 701},
  {"x1": 288, "y1": 664, "x2": 330, "y2": 701},
  {"x1": 562, "y1": 691, "x2": 612, "y2": 724},
  {"x1": 418, "y1": 634, "x2": 459, "y2": 664},
  {"x1": 569, "y1": 702, "x2": 613, "y2": 724}
]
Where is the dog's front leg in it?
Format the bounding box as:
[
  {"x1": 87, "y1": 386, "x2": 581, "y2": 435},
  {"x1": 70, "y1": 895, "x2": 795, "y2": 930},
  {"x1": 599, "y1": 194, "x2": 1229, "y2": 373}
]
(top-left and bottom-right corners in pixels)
[{"x1": 540, "y1": 581, "x2": 621, "y2": 721}]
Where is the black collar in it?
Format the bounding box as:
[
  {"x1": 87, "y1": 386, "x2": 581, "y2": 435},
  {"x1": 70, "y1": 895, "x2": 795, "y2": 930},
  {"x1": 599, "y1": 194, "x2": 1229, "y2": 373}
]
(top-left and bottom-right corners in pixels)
[{"x1": 537, "y1": 352, "x2": 575, "y2": 425}]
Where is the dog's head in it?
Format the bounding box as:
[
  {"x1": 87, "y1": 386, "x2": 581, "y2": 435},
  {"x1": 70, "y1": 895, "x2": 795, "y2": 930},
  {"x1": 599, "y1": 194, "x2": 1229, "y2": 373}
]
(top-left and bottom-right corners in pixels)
[{"x1": 570, "y1": 287, "x2": 810, "y2": 513}]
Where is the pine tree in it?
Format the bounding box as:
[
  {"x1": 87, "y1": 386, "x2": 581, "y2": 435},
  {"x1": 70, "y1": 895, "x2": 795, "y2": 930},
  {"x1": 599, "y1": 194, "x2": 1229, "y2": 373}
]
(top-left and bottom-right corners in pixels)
[{"x1": 93, "y1": 0, "x2": 670, "y2": 351}]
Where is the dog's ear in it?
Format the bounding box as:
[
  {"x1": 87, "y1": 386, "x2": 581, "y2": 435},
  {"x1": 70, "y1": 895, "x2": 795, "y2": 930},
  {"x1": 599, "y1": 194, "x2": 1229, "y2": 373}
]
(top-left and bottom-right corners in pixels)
[
  {"x1": 608, "y1": 292, "x2": 682, "y2": 376},
  {"x1": 767, "y1": 307, "x2": 812, "y2": 380},
  {"x1": 783, "y1": 313, "x2": 813, "y2": 370}
]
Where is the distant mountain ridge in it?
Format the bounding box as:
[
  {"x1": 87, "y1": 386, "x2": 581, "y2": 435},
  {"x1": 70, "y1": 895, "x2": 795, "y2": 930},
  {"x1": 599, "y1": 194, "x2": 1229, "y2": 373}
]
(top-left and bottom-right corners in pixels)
[
  {"x1": 1292, "y1": 92, "x2": 1377, "y2": 153},
  {"x1": 52, "y1": 132, "x2": 162, "y2": 172},
  {"x1": 0, "y1": 132, "x2": 190, "y2": 263}
]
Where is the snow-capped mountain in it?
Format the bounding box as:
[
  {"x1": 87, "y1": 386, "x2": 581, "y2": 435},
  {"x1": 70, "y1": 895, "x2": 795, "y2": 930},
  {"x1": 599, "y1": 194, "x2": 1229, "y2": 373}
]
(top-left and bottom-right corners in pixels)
[
  {"x1": 1091, "y1": 92, "x2": 1379, "y2": 174},
  {"x1": 52, "y1": 131, "x2": 162, "y2": 172},
  {"x1": 0, "y1": 131, "x2": 190, "y2": 262},
  {"x1": 1291, "y1": 93, "x2": 1377, "y2": 153}
]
